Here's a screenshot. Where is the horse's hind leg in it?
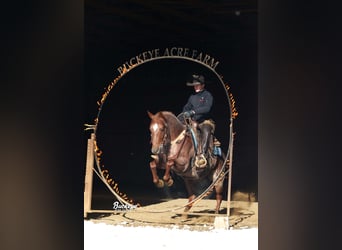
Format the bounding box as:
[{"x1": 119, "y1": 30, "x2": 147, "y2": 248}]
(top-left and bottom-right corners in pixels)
[
  {"x1": 183, "y1": 180, "x2": 196, "y2": 213},
  {"x1": 214, "y1": 181, "x2": 224, "y2": 214},
  {"x1": 213, "y1": 160, "x2": 225, "y2": 214}
]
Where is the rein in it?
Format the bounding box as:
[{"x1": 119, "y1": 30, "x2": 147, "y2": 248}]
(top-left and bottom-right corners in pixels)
[
  {"x1": 170, "y1": 129, "x2": 186, "y2": 145},
  {"x1": 159, "y1": 123, "x2": 187, "y2": 159},
  {"x1": 167, "y1": 129, "x2": 187, "y2": 161}
]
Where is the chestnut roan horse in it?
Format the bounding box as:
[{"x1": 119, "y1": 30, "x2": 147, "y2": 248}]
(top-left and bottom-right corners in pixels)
[{"x1": 148, "y1": 110, "x2": 226, "y2": 214}]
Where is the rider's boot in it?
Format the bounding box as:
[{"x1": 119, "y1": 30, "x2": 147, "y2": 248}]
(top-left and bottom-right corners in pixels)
[
  {"x1": 195, "y1": 154, "x2": 207, "y2": 168},
  {"x1": 195, "y1": 128, "x2": 211, "y2": 168}
]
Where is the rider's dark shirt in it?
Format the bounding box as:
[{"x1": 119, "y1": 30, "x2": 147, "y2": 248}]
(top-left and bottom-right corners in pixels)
[{"x1": 182, "y1": 89, "x2": 213, "y2": 123}]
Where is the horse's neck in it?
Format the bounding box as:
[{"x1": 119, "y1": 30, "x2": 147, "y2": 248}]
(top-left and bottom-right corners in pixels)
[
  {"x1": 166, "y1": 116, "x2": 185, "y2": 140},
  {"x1": 165, "y1": 117, "x2": 189, "y2": 161}
]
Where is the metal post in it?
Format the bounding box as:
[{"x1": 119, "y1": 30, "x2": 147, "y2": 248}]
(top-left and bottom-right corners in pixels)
[
  {"x1": 214, "y1": 124, "x2": 235, "y2": 230},
  {"x1": 227, "y1": 132, "x2": 234, "y2": 217},
  {"x1": 84, "y1": 133, "x2": 95, "y2": 218}
]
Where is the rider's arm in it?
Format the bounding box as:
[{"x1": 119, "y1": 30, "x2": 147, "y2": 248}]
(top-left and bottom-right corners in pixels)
[{"x1": 182, "y1": 96, "x2": 194, "y2": 112}]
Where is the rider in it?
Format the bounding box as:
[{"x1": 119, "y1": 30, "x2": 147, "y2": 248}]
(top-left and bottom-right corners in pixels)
[{"x1": 181, "y1": 74, "x2": 214, "y2": 168}]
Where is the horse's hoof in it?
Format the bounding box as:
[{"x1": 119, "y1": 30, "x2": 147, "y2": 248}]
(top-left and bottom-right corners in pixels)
[
  {"x1": 181, "y1": 213, "x2": 189, "y2": 221},
  {"x1": 166, "y1": 178, "x2": 174, "y2": 187},
  {"x1": 183, "y1": 206, "x2": 191, "y2": 213},
  {"x1": 155, "y1": 179, "x2": 164, "y2": 188}
]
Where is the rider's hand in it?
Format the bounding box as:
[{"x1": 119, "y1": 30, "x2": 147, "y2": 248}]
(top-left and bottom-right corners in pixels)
[{"x1": 184, "y1": 110, "x2": 195, "y2": 118}]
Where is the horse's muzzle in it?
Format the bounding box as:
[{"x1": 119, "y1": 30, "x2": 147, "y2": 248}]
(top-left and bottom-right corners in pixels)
[
  {"x1": 151, "y1": 145, "x2": 163, "y2": 154},
  {"x1": 151, "y1": 147, "x2": 159, "y2": 154}
]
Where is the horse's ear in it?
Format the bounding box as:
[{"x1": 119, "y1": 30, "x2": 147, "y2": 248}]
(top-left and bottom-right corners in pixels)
[{"x1": 147, "y1": 110, "x2": 154, "y2": 119}]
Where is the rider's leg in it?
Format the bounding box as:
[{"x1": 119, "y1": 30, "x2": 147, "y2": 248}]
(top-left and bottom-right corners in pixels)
[
  {"x1": 201, "y1": 124, "x2": 212, "y2": 156},
  {"x1": 195, "y1": 123, "x2": 212, "y2": 168}
]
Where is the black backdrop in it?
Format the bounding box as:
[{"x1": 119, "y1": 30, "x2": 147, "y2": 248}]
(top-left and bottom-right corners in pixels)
[{"x1": 2, "y1": 1, "x2": 341, "y2": 250}]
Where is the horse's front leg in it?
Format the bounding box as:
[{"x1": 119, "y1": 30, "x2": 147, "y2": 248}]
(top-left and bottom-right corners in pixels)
[
  {"x1": 162, "y1": 160, "x2": 174, "y2": 187},
  {"x1": 149, "y1": 156, "x2": 164, "y2": 188}
]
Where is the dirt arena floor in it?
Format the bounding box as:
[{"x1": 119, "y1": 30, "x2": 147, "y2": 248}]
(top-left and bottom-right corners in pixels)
[{"x1": 86, "y1": 198, "x2": 258, "y2": 231}]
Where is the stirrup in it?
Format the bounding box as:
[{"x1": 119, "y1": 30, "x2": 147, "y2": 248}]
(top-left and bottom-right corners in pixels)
[{"x1": 195, "y1": 154, "x2": 207, "y2": 168}]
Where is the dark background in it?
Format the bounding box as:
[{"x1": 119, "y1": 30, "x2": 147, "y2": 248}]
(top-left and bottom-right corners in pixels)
[
  {"x1": 84, "y1": 0, "x2": 258, "y2": 206},
  {"x1": 1, "y1": 1, "x2": 341, "y2": 250}
]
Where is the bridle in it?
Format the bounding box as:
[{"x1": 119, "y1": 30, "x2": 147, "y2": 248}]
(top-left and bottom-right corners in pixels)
[
  {"x1": 151, "y1": 120, "x2": 170, "y2": 155},
  {"x1": 159, "y1": 123, "x2": 171, "y2": 154}
]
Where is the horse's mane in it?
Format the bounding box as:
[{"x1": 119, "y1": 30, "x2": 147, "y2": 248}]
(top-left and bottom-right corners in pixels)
[
  {"x1": 159, "y1": 111, "x2": 184, "y2": 130},
  {"x1": 160, "y1": 111, "x2": 176, "y2": 119},
  {"x1": 160, "y1": 111, "x2": 179, "y2": 122}
]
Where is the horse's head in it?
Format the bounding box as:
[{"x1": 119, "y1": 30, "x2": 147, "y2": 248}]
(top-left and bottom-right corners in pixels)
[{"x1": 148, "y1": 111, "x2": 169, "y2": 154}]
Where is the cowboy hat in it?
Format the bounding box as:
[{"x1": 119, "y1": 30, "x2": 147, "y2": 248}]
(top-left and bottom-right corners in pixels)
[{"x1": 186, "y1": 74, "x2": 205, "y2": 86}]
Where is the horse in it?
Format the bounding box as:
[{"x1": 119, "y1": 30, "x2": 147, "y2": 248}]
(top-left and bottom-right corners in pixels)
[{"x1": 147, "y1": 110, "x2": 227, "y2": 214}]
